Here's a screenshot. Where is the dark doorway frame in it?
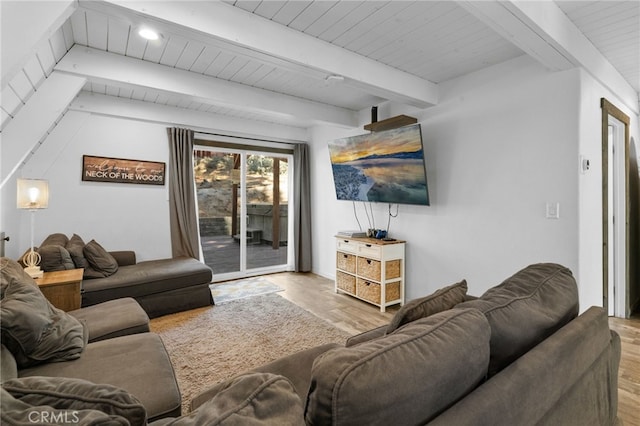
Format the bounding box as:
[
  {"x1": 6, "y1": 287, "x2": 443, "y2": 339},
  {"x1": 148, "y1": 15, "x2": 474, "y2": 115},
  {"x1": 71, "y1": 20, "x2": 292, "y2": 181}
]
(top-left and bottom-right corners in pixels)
[{"x1": 601, "y1": 97, "x2": 630, "y2": 317}]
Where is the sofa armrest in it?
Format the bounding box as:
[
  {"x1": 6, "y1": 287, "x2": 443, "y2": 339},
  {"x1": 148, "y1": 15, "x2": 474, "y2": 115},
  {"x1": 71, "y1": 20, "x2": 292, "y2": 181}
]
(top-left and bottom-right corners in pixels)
[
  {"x1": 428, "y1": 306, "x2": 619, "y2": 426},
  {"x1": 109, "y1": 251, "x2": 136, "y2": 266},
  {"x1": 68, "y1": 298, "x2": 149, "y2": 342},
  {"x1": 346, "y1": 325, "x2": 387, "y2": 347}
]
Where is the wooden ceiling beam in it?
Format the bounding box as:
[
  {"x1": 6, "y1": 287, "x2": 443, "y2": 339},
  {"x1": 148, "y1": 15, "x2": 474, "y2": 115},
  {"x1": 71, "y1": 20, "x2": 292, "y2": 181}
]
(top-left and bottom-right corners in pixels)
[
  {"x1": 93, "y1": 0, "x2": 438, "y2": 109},
  {"x1": 1, "y1": 72, "x2": 86, "y2": 188},
  {"x1": 55, "y1": 46, "x2": 357, "y2": 128},
  {"x1": 1, "y1": 0, "x2": 76, "y2": 90},
  {"x1": 459, "y1": 0, "x2": 638, "y2": 114},
  {"x1": 67, "y1": 92, "x2": 309, "y2": 142}
]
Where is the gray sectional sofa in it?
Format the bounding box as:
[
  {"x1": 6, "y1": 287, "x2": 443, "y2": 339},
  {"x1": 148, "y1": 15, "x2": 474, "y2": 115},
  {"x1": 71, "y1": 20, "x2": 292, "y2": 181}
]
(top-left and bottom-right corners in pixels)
[
  {"x1": 81, "y1": 250, "x2": 213, "y2": 318},
  {"x1": 187, "y1": 263, "x2": 621, "y2": 425},
  {"x1": 32, "y1": 233, "x2": 213, "y2": 318},
  {"x1": 1, "y1": 258, "x2": 181, "y2": 423},
  {"x1": 1, "y1": 260, "x2": 621, "y2": 425}
]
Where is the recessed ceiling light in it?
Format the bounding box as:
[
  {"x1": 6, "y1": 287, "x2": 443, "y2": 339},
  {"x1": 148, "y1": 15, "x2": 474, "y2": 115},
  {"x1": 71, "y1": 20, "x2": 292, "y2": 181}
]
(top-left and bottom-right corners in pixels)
[{"x1": 138, "y1": 28, "x2": 160, "y2": 41}]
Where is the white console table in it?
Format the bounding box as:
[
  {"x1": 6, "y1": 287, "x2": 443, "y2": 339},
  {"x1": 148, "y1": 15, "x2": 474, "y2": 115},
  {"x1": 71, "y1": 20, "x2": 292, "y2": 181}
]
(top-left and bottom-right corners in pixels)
[{"x1": 335, "y1": 236, "x2": 405, "y2": 312}]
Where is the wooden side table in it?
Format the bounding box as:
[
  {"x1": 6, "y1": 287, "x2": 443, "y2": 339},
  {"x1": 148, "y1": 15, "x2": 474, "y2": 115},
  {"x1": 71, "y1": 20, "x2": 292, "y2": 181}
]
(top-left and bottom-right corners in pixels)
[{"x1": 35, "y1": 269, "x2": 83, "y2": 312}]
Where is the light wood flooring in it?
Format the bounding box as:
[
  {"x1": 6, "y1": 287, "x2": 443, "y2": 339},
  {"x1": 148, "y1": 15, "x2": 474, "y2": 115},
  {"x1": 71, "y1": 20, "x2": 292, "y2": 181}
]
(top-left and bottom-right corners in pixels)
[
  {"x1": 609, "y1": 316, "x2": 640, "y2": 426},
  {"x1": 265, "y1": 272, "x2": 640, "y2": 426}
]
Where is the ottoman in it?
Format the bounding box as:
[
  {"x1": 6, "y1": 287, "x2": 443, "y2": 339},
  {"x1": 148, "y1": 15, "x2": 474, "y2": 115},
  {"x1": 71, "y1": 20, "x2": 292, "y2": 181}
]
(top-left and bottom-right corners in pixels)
[
  {"x1": 18, "y1": 333, "x2": 182, "y2": 422},
  {"x1": 68, "y1": 297, "x2": 150, "y2": 342}
]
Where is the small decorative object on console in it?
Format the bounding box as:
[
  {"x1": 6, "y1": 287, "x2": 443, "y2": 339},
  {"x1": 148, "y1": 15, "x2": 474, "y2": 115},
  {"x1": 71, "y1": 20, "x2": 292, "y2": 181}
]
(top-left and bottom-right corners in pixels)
[{"x1": 337, "y1": 230, "x2": 367, "y2": 238}]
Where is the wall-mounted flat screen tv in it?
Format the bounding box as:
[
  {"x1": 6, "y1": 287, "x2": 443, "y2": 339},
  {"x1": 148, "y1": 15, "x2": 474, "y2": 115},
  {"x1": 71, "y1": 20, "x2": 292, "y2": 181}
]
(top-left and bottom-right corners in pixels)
[{"x1": 328, "y1": 123, "x2": 429, "y2": 205}]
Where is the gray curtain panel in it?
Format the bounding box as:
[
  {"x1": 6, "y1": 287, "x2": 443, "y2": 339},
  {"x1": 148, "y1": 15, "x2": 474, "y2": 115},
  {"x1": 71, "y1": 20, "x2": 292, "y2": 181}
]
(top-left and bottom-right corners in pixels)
[
  {"x1": 294, "y1": 143, "x2": 312, "y2": 272},
  {"x1": 167, "y1": 127, "x2": 200, "y2": 260}
]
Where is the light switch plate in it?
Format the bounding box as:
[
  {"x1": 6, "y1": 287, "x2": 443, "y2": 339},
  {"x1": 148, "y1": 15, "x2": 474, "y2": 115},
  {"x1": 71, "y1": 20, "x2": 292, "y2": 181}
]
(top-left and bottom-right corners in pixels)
[
  {"x1": 546, "y1": 202, "x2": 560, "y2": 219},
  {"x1": 579, "y1": 155, "x2": 590, "y2": 174}
]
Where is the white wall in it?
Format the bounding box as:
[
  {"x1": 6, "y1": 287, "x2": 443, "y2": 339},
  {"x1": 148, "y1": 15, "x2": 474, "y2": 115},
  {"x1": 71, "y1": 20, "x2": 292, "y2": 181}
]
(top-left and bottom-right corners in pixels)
[
  {"x1": 2, "y1": 104, "x2": 307, "y2": 261},
  {"x1": 1, "y1": 174, "x2": 21, "y2": 256},
  {"x1": 6, "y1": 112, "x2": 172, "y2": 261},
  {"x1": 311, "y1": 56, "x2": 584, "y2": 302}
]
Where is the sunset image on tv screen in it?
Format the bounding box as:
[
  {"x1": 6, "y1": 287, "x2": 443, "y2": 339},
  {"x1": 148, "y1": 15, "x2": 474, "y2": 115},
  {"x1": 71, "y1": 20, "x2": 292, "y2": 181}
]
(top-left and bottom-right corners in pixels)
[{"x1": 327, "y1": 124, "x2": 429, "y2": 206}]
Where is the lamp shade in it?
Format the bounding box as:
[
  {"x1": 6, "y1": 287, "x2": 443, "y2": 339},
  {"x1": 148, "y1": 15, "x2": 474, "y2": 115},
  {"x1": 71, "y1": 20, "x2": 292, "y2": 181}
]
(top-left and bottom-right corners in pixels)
[{"x1": 17, "y1": 178, "x2": 49, "y2": 209}]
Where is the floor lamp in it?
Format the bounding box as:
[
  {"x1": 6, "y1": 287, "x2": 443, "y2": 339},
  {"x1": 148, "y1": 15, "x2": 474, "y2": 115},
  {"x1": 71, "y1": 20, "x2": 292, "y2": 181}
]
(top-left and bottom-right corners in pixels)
[{"x1": 17, "y1": 178, "x2": 49, "y2": 278}]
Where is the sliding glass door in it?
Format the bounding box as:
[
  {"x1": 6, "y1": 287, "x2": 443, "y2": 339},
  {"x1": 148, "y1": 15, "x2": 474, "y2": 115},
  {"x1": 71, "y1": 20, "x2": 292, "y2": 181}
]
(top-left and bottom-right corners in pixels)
[
  {"x1": 194, "y1": 150, "x2": 241, "y2": 275},
  {"x1": 245, "y1": 154, "x2": 289, "y2": 269},
  {"x1": 194, "y1": 147, "x2": 292, "y2": 280}
]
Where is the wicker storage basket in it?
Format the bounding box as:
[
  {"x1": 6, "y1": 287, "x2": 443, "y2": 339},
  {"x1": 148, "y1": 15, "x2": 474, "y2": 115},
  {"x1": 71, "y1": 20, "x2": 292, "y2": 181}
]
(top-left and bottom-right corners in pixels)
[
  {"x1": 336, "y1": 252, "x2": 356, "y2": 273},
  {"x1": 336, "y1": 271, "x2": 356, "y2": 294},
  {"x1": 385, "y1": 259, "x2": 401, "y2": 279},
  {"x1": 356, "y1": 278, "x2": 401, "y2": 304},
  {"x1": 357, "y1": 258, "x2": 401, "y2": 281},
  {"x1": 357, "y1": 258, "x2": 381, "y2": 280}
]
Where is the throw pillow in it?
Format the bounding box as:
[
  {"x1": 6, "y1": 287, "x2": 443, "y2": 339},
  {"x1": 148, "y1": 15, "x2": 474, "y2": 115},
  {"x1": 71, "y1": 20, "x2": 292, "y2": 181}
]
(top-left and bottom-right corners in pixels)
[
  {"x1": 306, "y1": 308, "x2": 490, "y2": 426},
  {"x1": 18, "y1": 234, "x2": 70, "y2": 269},
  {"x1": 456, "y1": 263, "x2": 579, "y2": 377},
  {"x1": 37, "y1": 245, "x2": 76, "y2": 272},
  {"x1": 2, "y1": 376, "x2": 146, "y2": 426},
  {"x1": 386, "y1": 279, "x2": 468, "y2": 334},
  {"x1": 65, "y1": 234, "x2": 89, "y2": 269},
  {"x1": 164, "y1": 373, "x2": 304, "y2": 425},
  {"x1": 0, "y1": 258, "x2": 87, "y2": 368},
  {"x1": 1, "y1": 388, "x2": 130, "y2": 426},
  {"x1": 83, "y1": 240, "x2": 118, "y2": 278},
  {"x1": 65, "y1": 234, "x2": 105, "y2": 279},
  {"x1": 40, "y1": 233, "x2": 69, "y2": 247}
]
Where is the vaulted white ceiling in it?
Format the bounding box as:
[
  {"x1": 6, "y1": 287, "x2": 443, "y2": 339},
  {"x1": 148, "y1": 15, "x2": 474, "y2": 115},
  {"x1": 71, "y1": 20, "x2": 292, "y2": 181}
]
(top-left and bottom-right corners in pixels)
[
  {"x1": 1, "y1": 1, "x2": 639, "y2": 154},
  {"x1": 557, "y1": 0, "x2": 639, "y2": 92}
]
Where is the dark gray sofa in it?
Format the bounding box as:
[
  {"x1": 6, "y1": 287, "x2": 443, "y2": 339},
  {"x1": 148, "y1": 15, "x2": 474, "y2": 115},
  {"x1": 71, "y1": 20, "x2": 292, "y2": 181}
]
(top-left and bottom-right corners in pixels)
[
  {"x1": 1, "y1": 258, "x2": 182, "y2": 423},
  {"x1": 32, "y1": 233, "x2": 213, "y2": 318},
  {"x1": 187, "y1": 263, "x2": 621, "y2": 425},
  {"x1": 2, "y1": 261, "x2": 621, "y2": 425},
  {"x1": 81, "y1": 251, "x2": 213, "y2": 318}
]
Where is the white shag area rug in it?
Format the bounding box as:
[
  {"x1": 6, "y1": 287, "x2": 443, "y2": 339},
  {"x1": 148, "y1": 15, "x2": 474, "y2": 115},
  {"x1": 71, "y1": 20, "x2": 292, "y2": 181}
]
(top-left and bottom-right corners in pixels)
[
  {"x1": 150, "y1": 293, "x2": 349, "y2": 414},
  {"x1": 210, "y1": 277, "x2": 283, "y2": 304}
]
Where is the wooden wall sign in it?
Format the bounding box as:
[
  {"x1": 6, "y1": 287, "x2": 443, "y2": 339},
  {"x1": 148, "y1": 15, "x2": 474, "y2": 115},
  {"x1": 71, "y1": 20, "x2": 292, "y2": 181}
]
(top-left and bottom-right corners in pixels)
[{"x1": 82, "y1": 155, "x2": 166, "y2": 185}]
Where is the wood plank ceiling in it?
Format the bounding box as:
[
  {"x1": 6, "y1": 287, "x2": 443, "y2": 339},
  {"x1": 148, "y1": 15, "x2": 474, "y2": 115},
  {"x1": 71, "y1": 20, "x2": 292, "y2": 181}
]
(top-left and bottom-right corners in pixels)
[
  {"x1": 556, "y1": 0, "x2": 639, "y2": 94},
  {"x1": 228, "y1": 1, "x2": 523, "y2": 84},
  {"x1": 1, "y1": 1, "x2": 638, "y2": 132},
  {"x1": 73, "y1": 0, "x2": 521, "y2": 118}
]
